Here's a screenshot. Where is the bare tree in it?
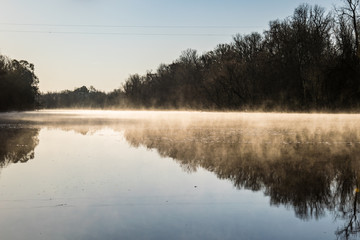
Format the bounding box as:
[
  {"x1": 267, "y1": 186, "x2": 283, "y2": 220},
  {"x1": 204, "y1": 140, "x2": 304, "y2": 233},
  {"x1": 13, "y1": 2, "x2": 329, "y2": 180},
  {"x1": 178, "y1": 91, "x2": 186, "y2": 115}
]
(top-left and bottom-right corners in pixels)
[{"x1": 337, "y1": 0, "x2": 360, "y2": 57}]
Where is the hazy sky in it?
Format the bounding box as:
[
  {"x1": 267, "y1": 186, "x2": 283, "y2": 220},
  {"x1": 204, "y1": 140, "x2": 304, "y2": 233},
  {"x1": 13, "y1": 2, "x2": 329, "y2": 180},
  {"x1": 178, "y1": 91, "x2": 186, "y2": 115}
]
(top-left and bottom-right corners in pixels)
[{"x1": 0, "y1": 0, "x2": 335, "y2": 92}]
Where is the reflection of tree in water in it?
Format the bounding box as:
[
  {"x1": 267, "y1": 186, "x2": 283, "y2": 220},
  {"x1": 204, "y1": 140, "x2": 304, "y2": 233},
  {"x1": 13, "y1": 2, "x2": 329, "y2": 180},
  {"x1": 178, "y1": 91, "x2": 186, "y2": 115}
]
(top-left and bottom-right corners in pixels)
[
  {"x1": 336, "y1": 190, "x2": 360, "y2": 240},
  {"x1": 123, "y1": 122, "x2": 360, "y2": 239},
  {"x1": 0, "y1": 127, "x2": 39, "y2": 168},
  {"x1": 2, "y1": 112, "x2": 359, "y2": 239}
]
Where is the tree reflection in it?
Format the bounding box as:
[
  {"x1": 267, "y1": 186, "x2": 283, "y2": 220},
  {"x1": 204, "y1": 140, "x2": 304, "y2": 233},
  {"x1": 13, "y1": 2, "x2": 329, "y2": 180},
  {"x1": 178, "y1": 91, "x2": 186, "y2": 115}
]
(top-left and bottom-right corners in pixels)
[
  {"x1": 2, "y1": 112, "x2": 360, "y2": 239},
  {"x1": 336, "y1": 190, "x2": 360, "y2": 240},
  {"x1": 0, "y1": 127, "x2": 39, "y2": 168},
  {"x1": 123, "y1": 121, "x2": 360, "y2": 239}
]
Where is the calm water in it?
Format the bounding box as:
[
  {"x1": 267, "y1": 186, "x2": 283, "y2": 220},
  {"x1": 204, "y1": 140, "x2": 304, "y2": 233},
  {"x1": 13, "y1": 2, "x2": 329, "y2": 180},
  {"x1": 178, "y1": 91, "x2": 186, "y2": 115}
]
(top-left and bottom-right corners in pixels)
[{"x1": 1, "y1": 110, "x2": 360, "y2": 240}]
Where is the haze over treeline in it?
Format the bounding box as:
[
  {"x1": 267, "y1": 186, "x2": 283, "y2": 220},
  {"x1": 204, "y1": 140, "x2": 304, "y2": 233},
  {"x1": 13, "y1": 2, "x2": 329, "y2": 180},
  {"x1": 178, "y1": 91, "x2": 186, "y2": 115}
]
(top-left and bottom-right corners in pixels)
[{"x1": 1, "y1": 1, "x2": 360, "y2": 111}]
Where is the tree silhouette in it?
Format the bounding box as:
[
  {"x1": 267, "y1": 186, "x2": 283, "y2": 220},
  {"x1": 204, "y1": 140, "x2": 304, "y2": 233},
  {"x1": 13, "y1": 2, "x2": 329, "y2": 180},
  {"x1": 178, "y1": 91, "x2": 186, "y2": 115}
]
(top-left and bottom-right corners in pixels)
[
  {"x1": 38, "y1": 1, "x2": 360, "y2": 112},
  {"x1": 0, "y1": 56, "x2": 39, "y2": 111}
]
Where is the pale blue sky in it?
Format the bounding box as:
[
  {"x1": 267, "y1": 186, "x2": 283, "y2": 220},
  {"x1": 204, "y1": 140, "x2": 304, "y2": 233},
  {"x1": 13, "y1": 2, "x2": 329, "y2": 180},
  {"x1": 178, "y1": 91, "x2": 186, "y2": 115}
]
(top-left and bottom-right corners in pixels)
[{"x1": 0, "y1": 0, "x2": 336, "y2": 92}]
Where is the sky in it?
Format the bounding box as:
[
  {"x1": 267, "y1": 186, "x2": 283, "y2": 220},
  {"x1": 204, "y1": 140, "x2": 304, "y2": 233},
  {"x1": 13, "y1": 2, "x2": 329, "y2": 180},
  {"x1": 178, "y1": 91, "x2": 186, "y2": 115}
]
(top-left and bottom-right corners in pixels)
[{"x1": 0, "y1": 0, "x2": 336, "y2": 93}]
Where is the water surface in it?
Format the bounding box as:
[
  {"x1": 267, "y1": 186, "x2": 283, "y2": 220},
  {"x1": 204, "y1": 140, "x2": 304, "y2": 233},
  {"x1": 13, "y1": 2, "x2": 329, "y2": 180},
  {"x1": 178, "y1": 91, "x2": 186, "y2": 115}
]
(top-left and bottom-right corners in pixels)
[{"x1": 0, "y1": 110, "x2": 359, "y2": 240}]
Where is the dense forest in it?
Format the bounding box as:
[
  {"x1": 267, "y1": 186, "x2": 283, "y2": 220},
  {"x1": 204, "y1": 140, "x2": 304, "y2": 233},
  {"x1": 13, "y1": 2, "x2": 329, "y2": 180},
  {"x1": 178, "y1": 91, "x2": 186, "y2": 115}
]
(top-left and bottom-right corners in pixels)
[
  {"x1": 2, "y1": 1, "x2": 360, "y2": 112},
  {"x1": 42, "y1": 2, "x2": 360, "y2": 111},
  {"x1": 0, "y1": 55, "x2": 39, "y2": 111}
]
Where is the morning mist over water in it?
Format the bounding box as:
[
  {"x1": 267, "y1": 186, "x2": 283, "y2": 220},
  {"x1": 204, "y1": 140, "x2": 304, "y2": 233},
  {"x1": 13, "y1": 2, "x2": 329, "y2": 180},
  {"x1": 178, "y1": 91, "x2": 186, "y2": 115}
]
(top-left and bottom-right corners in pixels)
[
  {"x1": 0, "y1": 110, "x2": 359, "y2": 239},
  {"x1": 1, "y1": 0, "x2": 360, "y2": 238}
]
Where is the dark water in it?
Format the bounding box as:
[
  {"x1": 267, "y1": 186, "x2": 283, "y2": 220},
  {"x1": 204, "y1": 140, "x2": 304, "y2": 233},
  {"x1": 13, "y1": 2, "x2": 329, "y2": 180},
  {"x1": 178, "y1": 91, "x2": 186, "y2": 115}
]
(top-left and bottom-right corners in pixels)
[{"x1": 1, "y1": 110, "x2": 360, "y2": 240}]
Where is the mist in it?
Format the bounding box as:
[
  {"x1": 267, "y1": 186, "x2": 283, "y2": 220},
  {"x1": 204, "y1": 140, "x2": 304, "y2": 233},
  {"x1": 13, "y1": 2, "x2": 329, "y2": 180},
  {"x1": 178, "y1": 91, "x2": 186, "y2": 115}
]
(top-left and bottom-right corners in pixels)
[{"x1": 0, "y1": 0, "x2": 360, "y2": 239}]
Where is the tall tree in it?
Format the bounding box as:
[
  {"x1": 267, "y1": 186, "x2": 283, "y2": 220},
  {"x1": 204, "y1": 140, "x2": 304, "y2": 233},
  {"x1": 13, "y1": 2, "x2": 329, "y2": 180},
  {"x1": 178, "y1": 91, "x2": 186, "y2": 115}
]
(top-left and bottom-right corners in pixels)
[{"x1": 337, "y1": 0, "x2": 360, "y2": 58}]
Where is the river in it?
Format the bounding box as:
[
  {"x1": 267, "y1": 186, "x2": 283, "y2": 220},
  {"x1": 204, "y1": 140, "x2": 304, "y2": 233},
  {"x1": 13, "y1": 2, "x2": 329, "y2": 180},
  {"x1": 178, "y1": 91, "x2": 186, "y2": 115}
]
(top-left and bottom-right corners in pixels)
[{"x1": 0, "y1": 110, "x2": 359, "y2": 240}]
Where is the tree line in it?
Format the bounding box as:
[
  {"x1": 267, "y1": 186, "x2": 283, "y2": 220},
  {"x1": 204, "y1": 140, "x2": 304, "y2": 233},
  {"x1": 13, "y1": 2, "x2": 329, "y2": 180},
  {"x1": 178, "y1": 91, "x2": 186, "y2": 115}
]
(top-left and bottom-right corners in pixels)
[
  {"x1": 117, "y1": 2, "x2": 360, "y2": 111},
  {"x1": 40, "y1": 86, "x2": 124, "y2": 109},
  {"x1": 8, "y1": 1, "x2": 360, "y2": 112}
]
